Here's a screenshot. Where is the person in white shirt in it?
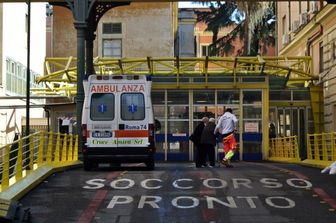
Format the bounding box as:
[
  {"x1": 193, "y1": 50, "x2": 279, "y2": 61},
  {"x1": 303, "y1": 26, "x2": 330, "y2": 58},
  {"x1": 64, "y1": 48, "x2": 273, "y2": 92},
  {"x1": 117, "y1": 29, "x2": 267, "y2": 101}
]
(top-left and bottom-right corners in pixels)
[{"x1": 215, "y1": 108, "x2": 238, "y2": 167}]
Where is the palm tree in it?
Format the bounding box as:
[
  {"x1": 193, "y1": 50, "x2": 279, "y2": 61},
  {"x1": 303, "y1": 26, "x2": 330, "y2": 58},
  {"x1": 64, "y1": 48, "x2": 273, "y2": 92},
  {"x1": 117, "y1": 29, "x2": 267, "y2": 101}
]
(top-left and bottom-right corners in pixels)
[{"x1": 195, "y1": 1, "x2": 275, "y2": 56}]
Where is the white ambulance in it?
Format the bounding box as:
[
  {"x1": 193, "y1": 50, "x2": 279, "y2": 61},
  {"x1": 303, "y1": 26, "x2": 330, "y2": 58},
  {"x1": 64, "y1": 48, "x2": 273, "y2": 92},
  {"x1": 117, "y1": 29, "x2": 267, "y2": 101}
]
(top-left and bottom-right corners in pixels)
[{"x1": 81, "y1": 75, "x2": 156, "y2": 170}]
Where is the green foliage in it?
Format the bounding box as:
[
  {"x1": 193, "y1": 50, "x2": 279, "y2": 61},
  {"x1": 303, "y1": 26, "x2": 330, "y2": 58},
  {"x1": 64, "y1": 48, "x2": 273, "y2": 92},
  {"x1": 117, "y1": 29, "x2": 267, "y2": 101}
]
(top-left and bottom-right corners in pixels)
[{"x1": 195, "y1": 1, "x2": 275, "y2": 56}]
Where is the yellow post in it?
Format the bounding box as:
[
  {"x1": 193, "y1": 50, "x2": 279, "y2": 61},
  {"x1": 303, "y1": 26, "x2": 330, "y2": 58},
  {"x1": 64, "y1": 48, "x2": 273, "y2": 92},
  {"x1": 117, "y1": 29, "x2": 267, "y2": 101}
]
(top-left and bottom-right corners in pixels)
[
  {"x1": 333, "y1": 133, "x2": 336, "y2": 161},
  {"x1": 314, "y1": 134, "x2": 319, "y2": 160},
  {"x1": 29, "y1": 134, "x2": 34, "y2": 170},
  {"x1": 307, "y1": 134, "x2": 312, "y2": 160},
  {"x1": 294, "y1": 136, "x2": 300, "y2": 160},
  {"x1": 262, "y1": 86, "x2": 269, "y2": 160},
  {"x1": 15, "y1": 138, "x2": 23, "y2": 181},
  {"x1": 61, "y1": 134, "x2": 68, "y2": 162},
  {"x1": 1, "y1": 145, "x2": 10, "y2": 189},
  {"x1": 279, "y1": 138, "x2": 284, "y2": 158},
  {"x1": 37, "y1": 130, "x2": 45, "y2": 166},
  {"x1": 73, "y1": 135, "x2": 78, "y2": 161},
  {"x1": 68, "y1": 134, "x2": 73, "y2": 161},
  {"x1": 54, "y1": 133, "x2": 61, "y2": 163},
  {"x1": 289, "y1": 137, "x2": 293, "y2": 158},
  {"x1": 46, "y1": 132, "x2": 53, "y2": 164}
]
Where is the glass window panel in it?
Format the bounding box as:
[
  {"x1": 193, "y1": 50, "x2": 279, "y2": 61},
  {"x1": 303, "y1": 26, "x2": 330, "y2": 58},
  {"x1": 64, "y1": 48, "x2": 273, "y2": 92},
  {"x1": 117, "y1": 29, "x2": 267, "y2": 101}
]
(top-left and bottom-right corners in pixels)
[
  {"x1": 6, "y1": 60, "x2": 10, "y2": 72},
  {"x1": 193, "y1": 106, "x2": 216, "y2": 119},
  {"x1": 121, "y1": 93, "x2": 145, "y2": 120},
  {"x1": 17, "y1": 66, "x2": 22, "y2": 77},
  {"x1": 269, "y1": 90, "x2": 291, "y2": 101},
  {"x1": 153, "y1": 105, "x2": 165, "y2": 119},
  {"x1": 293, "y1": 90, "x2": 310, "y2": 100},
  {"x1": 103, "y1": 39, "x2": 122, "y2": 58},
  {"x1": 152, "y1": 91, "x2": 165, "y2": 104},
  {"x1": 168, "y1": 106, "x2": 189, "y2": 119},
  {"x1": 243, "y1": 90, "x2": 262, "y2": 104},
  {"x1": 23, "y1": 69, "x2": 26, "y2": 79},
  {"x1": 104, "y1": 49, "x2": 113, "y2": 56},
  {"x1": 168, "y1": 121, "x2": 189, "y2": 134},
  {"x1": 12, "y1": 76, "x2": 17, "y2": 93},
  {"x1": 111, "y1": 48, "x2": 121, "y2": 55},
  {"x1": 18, "y1": 79, "x2": 22, "y2": 95},
  {"x1": 168, "y1": 121, "x2": 189, "y2": 153},
  {"x1": 243, "y1": 106, "x2": 262, "y2": 119},
  {"x1": 90, "y1": 93, "x2": 115, "y2": 121},
  {"x1": 217, "y1": 90, "x2": 239, "y2": 104},
  {"x1": 193, "y1": 90, "x2": 215, "y2": 104},
  {"x1": 167, "y1": 90, "x2": 188, "y2": 104}
]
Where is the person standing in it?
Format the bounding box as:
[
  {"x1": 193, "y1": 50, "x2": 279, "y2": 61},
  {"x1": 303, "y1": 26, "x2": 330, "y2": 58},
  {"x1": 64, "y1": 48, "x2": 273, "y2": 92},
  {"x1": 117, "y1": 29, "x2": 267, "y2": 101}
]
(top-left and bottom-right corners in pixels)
[
  {"x1": 200, "y1": 118, "x2": 217, "y2": 167},
  {"x1": 190, "y1": 117, "x2": 208, "y2": 168},
  {"x1": 215, "y1": 108, "x2": 238, "y2": 168}
]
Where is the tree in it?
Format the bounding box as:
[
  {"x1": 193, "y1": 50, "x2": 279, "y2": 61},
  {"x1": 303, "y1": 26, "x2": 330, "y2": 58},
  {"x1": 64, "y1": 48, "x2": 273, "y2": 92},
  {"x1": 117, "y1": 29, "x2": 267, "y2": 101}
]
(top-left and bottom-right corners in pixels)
[{"x1": 195, "y1": 1, "x2": 275, "y2": 56}]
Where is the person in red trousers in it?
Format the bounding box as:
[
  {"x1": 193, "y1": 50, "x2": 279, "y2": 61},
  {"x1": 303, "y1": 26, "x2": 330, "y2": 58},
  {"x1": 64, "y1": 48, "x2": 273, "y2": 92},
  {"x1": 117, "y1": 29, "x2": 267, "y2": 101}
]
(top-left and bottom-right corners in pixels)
[{"x1": 215, "y1": 108, "x2": 238, "y2": 168}]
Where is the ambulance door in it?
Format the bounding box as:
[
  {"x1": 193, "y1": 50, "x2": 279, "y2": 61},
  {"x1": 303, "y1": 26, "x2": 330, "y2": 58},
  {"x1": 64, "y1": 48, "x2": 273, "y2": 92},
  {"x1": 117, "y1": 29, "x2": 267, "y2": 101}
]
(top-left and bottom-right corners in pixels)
[
  {"x1": 117, "y1": 90, "x2": 148, "y2": 148},
  {"x1": 89, "y1": 92, "x2": 118, "y2": 148}
]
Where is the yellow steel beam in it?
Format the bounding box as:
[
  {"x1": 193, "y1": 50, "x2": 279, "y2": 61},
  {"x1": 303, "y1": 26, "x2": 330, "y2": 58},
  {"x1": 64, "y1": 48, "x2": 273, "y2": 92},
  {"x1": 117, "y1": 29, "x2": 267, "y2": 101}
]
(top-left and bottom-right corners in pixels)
[{"x1": 33, "y1": 56, "x2": 316, "y2": 97}]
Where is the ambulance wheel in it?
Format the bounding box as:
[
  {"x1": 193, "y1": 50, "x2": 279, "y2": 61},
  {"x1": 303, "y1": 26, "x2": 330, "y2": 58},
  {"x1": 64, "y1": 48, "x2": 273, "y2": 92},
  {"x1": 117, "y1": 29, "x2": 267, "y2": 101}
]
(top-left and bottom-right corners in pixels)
[
  {"x1": 83, "y1": 159, "x2": 92, "y2": 171},
  {"x1": 146, "y1": 159, "x2": 155, "y2": 170}
]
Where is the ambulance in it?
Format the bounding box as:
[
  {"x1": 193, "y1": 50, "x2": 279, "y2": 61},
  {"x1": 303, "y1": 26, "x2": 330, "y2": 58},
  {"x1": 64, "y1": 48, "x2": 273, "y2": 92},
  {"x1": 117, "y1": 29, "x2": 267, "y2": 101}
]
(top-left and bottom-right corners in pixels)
[{"x1": 81, "y1": 75, "x2": 156, "y2": 170}]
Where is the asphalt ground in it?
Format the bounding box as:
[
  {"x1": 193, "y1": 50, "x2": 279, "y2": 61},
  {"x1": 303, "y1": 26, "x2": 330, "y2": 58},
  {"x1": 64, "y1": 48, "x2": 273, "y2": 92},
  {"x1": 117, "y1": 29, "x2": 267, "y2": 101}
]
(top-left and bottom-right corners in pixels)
[{"x1": 19, "y1": 161, "x2": 336, "y2": 223}]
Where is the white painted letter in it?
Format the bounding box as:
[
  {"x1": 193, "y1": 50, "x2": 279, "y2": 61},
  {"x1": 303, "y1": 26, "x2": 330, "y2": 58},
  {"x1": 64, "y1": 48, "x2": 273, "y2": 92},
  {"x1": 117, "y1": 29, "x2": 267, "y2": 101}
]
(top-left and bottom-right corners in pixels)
[
  {"x1": 141, "y1": 179, "x2": 162, "y2": 189},
  {"x1": 83, "y1": 179, "x2": 105, "y2": 189},
  {"x1": 203, "y1": 178, "x2": 227, "y2": 189},
  {"x1": 107, "y1": 196, "x2": 133, "y2": 208},
  {"x1": 172, "y1": 179, "x2": 193, "y2": 189},
  {"x1": 110, "y1": 179, "x2": 135, "y2": 189},
  {"x1": 260, "y1": 178, "x2": 283, "y2": 188},
  {"x1": 206, "y1": 196, "x2": 237, "y2": 209},
  {"x1": 265, "y1": 196, "x2": 295, "y2": 208},
  {"x1": 171, "y1": 196, "x2": 199, "y2": 209},
  {"x1": 286, "y1": 178, "x2": 312, "y2": 189},
  {"x1": 138, "y1": 196, "x2": 162, "y2": 208},
  {"x1": 232, "y1": 178, "x2": 252, "y2": 189}
]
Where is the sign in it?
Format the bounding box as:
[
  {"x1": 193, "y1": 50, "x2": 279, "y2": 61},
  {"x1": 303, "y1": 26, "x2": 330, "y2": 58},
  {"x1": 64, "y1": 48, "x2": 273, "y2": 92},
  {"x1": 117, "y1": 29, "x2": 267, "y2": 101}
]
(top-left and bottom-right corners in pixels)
[
  {"x1": 244, "y1": 122, "x2": 259, "y2": 132},
  {"x1": 90, "y1": 84, "x2": 145, "y2": 93}
]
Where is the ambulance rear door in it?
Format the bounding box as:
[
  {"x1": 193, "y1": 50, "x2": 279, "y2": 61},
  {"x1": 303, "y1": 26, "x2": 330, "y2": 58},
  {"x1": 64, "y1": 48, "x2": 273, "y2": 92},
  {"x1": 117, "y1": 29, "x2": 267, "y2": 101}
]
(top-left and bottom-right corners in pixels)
[
  {"x1": 117, "y1": 85, "x2": 149, "y2": 148},
  {"x1": 87, "y1": 89, "x2": 118, "y2": 149}
]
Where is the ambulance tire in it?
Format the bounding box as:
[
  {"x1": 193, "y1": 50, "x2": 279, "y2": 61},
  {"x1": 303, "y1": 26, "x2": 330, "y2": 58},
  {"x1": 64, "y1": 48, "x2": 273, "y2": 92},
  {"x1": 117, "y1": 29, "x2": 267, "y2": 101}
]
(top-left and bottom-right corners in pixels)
[
  {"x1": 83, "y1": 159, "x2": 92, "y2": 171},
  {"x1": 146, "y1": 159, "x2": 155, "y2": 170}
]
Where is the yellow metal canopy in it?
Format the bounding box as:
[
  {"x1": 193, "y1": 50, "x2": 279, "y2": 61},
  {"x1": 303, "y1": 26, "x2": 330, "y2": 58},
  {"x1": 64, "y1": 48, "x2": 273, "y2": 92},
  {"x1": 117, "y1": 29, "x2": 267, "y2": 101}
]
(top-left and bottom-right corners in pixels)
[{"x1": 32, "y1": 56, "x2": 316, "y2": 96}]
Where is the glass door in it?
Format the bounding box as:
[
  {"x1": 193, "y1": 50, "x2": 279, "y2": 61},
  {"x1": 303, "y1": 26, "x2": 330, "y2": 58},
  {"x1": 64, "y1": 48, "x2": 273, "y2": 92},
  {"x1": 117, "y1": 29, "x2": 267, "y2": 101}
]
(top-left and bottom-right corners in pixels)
[{"x1": 277, "y1": 107, "x2": 307, "y2": 159}]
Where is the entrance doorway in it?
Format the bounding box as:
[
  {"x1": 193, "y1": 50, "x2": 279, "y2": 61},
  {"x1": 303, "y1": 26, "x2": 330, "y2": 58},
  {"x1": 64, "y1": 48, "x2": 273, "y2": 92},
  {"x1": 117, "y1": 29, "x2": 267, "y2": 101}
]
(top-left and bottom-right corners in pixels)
[{"x1": 276, "y1": 106, "x2": 308, "y2": 159}]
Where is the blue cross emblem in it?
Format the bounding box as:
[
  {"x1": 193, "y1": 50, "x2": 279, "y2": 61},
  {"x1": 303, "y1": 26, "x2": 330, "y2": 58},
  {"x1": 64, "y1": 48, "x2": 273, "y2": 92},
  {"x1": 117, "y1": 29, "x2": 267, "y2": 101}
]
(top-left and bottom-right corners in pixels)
[
  {"x1": 128, "y1": 104, "x2": 137, "y2": 113},
  {"x1": 98, "y1": 104, "x2": 107, "y2": 113}
]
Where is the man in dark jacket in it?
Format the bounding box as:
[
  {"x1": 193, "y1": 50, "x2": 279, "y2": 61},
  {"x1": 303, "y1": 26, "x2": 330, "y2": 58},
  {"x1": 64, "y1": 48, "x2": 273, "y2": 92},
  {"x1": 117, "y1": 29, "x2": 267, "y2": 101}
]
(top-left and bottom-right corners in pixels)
[
  {"x1": 190, "y1": 117, "x2": 208, "y2": 168},
  {"x1": 200, "y1": 118, "x2": 216, "y2": 167}
]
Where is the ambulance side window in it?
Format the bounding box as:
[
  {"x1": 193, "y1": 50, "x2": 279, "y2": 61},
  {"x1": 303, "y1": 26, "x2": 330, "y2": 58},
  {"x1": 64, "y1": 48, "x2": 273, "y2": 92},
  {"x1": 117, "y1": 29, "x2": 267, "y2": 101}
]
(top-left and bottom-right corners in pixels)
[
  {"x1": 90, "y1": 93, "x2": 115, "y2": 121},
  {"x1": 121, "y1": 93, "x2": 145, "y2": 120}
]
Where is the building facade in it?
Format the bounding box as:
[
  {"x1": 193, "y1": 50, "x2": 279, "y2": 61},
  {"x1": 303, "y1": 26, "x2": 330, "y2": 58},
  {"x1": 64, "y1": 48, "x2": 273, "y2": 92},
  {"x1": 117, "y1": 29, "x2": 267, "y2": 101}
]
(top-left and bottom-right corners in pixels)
[
  {"x1": 0, "y1": 3, "x2": 46, "y2": 146},
  {"x1": 45, "y1": 3, "x2": 314, "y2": 162},
  {"x1": 277, "y1": 2, "x2": 336, "y2": 133}
]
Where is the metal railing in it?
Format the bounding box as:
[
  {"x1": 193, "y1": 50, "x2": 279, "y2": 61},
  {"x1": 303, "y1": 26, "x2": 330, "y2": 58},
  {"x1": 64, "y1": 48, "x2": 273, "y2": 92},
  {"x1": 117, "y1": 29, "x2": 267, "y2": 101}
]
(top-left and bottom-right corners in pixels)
[
  {"x1": 307, "y1": 132, "x2": 336, "y2": 162},
  {"x1": 269, "y1": 133, "x2": 336, "y2": 167},
  {"x1": 0, "y1": 131, "x2": 78, "y2": 192},
  {"x1": 269, "y1": 136, "x2": 300, "y2": 162}
]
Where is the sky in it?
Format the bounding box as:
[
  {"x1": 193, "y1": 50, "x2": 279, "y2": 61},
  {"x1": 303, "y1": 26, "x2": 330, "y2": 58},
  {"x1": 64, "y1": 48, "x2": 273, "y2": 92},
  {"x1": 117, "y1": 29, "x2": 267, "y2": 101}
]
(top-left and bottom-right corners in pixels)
[{"x1": 178, "y1": 2, "x2": 210, "y2": 8}]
